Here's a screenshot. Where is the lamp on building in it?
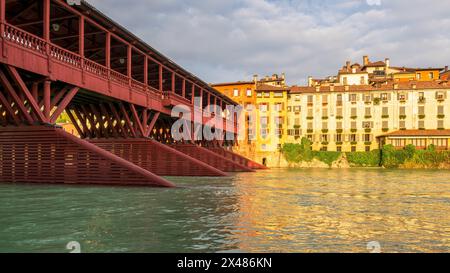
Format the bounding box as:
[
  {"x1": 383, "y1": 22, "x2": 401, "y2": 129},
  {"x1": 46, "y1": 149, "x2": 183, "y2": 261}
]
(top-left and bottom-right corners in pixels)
[
  {"x1": 52, "y1": 23, "x2": 60, "y2": 32},
  {"x1": 119, "y1": 58, "x2": 125, "y2": 65}
]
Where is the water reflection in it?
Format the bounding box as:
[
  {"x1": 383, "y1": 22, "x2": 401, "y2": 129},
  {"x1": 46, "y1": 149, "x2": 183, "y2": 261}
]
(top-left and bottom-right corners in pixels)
[{"x1": 0, "y1": 168, "x2": 449, "y2": 253}]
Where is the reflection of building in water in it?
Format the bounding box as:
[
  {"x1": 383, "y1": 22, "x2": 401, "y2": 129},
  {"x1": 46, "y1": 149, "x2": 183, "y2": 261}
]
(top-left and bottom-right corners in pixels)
[{"x1": 228, "y1": 170, "x2": 448, "y2": 252}]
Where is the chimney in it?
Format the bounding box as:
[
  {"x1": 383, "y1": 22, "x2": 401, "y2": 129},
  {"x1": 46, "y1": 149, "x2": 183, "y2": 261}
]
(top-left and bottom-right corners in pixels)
[
  {"x1": 363, "y1": 55, "x2": 369, "y2": 66},
  {"x1": 308, "y1": 76, "x2": 313, "y2": 87},
  {"x1": 352, "y1": 67, "x2": 357, "y2": 74},
  {"x1": 346, "y1": 61, "x2": 351, "y2": 71},
  {"x1": 253, "y1": 74, "x2": 258, "y2": 83},
  {"x1": 281, "y1": 73, "x2": 285, "y2": 80},
  {"x1": 385, "y1": 58, "x2": 390, "y2": 69},
  {"x1": 445, "y1": 66, "x2": 449, "y2": 72}
]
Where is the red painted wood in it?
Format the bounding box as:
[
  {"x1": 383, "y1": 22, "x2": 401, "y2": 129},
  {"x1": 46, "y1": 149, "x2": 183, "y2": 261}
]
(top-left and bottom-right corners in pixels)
[
  {"x1": 90, "y1": 139, "x2": 227, "y2": 177},
  {"x1": 0, "y1": 126, "x2": 175, "y2": 187},
  {"x1": 171, "y1": 143, "x2": 254, "y2": 172},
  {"x1": 206, "y1": 147, "x2": 268, "y2": 170}
]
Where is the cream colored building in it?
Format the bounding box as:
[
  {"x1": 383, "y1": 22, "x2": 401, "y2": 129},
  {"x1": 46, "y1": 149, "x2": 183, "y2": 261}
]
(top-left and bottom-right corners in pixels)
[{"x1": 288, "y1": 81, "x2": 450, "y2": 152}]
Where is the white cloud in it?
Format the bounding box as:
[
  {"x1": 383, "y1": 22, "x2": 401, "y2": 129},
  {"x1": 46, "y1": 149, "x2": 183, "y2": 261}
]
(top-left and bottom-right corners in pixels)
[{"x1": 87, "y1": 0, "x2": 450, "y2": 85}]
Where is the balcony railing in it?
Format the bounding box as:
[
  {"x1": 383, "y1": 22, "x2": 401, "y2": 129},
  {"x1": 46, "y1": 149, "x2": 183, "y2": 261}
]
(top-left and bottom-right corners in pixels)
[{"x1": 1, "y1": 23, "x2": 185, "y2": 103}]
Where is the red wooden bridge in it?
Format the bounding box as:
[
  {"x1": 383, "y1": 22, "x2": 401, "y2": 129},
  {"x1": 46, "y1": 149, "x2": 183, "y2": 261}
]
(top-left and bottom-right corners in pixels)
[{"x1": 0, "y1": 0, "x2": 266, "y2": 187}]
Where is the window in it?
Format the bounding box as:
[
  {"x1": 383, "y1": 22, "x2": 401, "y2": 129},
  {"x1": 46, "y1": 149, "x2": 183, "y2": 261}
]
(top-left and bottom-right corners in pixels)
[
  {"x1": 322, "y1": 122, "x2": 328, "y2": 130},
  {"x1": 335, "y1": 134, "x2": 343, "y2": 142},
  {"x1": 429, "y1": 72, "x2": 434, "y2": 79},
  {"x1": 274, "y1": 92, "x2": 283, "y2": 98},
  {"x1": 336, "y1": 94, "x2": 343, "y2": 106},
  {"x1": 382, "y1": 121, "x2": 389, "y2": 130},
  {"x1": 343, "y1": 77, "x2": 348, "y2": 85},
  {"x1": 287, "y1": 106, "x2": 292, "y2": 112},
  {"x1": 419, "y1": 92, "x2": 425, "y2": 101},
  {"x1": 233, "y1": 89, "x2": 239, "y2": 97},
  {"x1": 263, "y1": 92, "x2": 270, "y2": 98},
  {"x1": 307, "y1": 95, "x2": 314, "y2": 105},
  {"x1": 294, "y1": 129, "x2": 301, "y2": 137},
  {"x1": 336, "y1": 108, "x2": 343, "y2": 117},
  {"x1": 399, "y1": 106, "x2": 406, "y2": 116},
  {"x1": 360, "y1": 76, "x2": 366, "y2": 85},
  {"x1": 260, "y1": 104, "x2": 268, "y2": 112},
  {"x1": 351, "y1": 146, "x2": 357, "y2": 152},
  {"x1": 436, "y1": 91, "x2": 446, "y2": 101},
  {"x1": 294, "y1": 118, "x2": 301, "y2": 126},
  {"x1": 362, "y1": 121, "x2": 373, "y2": 129},
  {"x1": 322, "y1": 95, "x2": 328, "y2": 105},
  {"x1": 399, "y1": 120, "x2": 406, "y2": 129},
  {"x1": 295, "y1": 95, "x2": 301, "y2": 101},
  {"x1": 307, "y1": 108, "x2": 314, "y2": 118},
  {"x1": 322, "y1": 108, "x2": 328, "y2": 117},
  {"x1": 350, "y1": 134, "x2": 358, "y2": 142},
  {"x1": 351, "y1": 121, "x2": 357, "y2": 130},
  {"x1": 398, "y1": 93, "x2": 407, "y2": 102},
  {"x1": 246, "y1": 89, "x2": 252, "y2": 97},
  {"x1": 418, "y1": 120, "x2": 425, "y2": 129},
  {"x1": 349, "y1": 94, "x2": 358, "y2": 103},
  {"x1": 438, "y1": 120, "x2": 445, "y2": 129},
  {"x1": 363, "y1": 134, "x2": 372, "y2": 142},
  {"x1": 418, "y1": 106, "x2": 425, "y2": 116},
  {"x1": 336, "y1": 122, "x2": 343, "y2": 130},
  {"x1": 274, "y1": 103, "x2": 283, "y2": 112},
  {"x1": 337, "y1": 146, "x2": 342, "y2": 152},
  {"x1": 307, "y1": 122, "x2": 313, "y2": 130},
  {"x1": 438, "y1": 105, "x2": 445, "y2": 116},
  {"x1": 365, "y1": 146, "x2": 371, "y2": 152},
  {"x1": 294, "y1": 106, "x2": 301, "y2": 113},
  {"x1": 364, "y1": 94, "x2": 372, "y2": 103},
  {"x1": 417, "y1": 73, "x2": 421, "y2": 80},
  {"x1": 257, "y1": 92, "x2": 262, "y2": 98},
  {"x1": 381, "y1": 93, "x2": 389, "y2": 101},
  {"x1": 321, "y1": 134, "x2": 329, "y2": 142},
  {"x1": 351, "y1": 108, "x2": 357, "y2": 117},
  {"x1": 382, "y1": 107, "x2": 389, "y2": 117},
  {"x1": 260, "y1": 117, "x2": 269, "y2": 127},
  {"x1": 365, "y1": 107, "x2": 372, "y2": 117}
]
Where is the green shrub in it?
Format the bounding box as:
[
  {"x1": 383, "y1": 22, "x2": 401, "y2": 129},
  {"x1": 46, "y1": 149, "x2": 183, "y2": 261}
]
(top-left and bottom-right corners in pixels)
[
  {"x1": 346, "y1": 150, "x2": 381, "y2": 167},
  {"x1": 281, "y1": 138, "x2": 314, "y2": 163},
  {"x1": 381, "y1": 144, "x2": 408, "y2": 168},
  {"x1": 313, "y1": 151, "x2": 342, "y2": 167}
]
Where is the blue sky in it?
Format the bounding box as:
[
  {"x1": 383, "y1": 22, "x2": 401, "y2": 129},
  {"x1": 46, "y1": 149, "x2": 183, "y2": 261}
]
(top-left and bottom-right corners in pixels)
[{"x1": 87, "y1": 0, "x2": 450, "y2": 85}]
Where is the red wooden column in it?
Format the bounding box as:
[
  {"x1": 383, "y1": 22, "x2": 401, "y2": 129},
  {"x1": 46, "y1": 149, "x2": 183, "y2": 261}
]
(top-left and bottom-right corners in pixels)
[
  {"x1": 0, "y1": 0, "x2": 5, "y2": 57},
  {"x1": 144, "y1": 56, "x2": 148, "y2": 86},
  {"x1": 43, "y1": 80, "x2": 51, "y2": 122},
  {"x1": 158, "y1": 65, "x2": 163, "y2": 92},
  {"x1": 106, "y1": 33, "x2": 111, "y2": 68},
  {"x1": 171, "y1": 72, "x2": 175, "y2": 93},
  {"x1": 191, "y1": 84, "x2": 195, "y2": 104},
  {"x1": 127, "y1": 45, "x2": 132, "y2": 86},
  {"x1": 182, "y1": 78, "x2": 186, "y2": 98},
  {"x1": 43, "y1": 0, "x2": 50, "y2": 41}
]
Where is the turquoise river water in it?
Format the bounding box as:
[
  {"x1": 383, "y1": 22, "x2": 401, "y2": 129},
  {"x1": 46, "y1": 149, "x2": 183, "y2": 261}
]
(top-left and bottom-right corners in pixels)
[{"x1": 0, "y1": 168, "x2": 449, "y2": 253}]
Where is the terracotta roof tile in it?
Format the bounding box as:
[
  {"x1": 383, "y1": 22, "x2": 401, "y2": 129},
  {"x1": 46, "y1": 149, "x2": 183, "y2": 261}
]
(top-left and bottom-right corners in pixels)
[{"x1": 379, "y1": 130, "x2": 450, "y2": 137}]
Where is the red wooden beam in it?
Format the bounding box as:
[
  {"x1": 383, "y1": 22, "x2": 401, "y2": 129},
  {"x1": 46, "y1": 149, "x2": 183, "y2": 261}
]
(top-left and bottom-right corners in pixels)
[
  {"x1": 50, "y1": 87, "x2": 79, "y2": 124},
  {"x1": 73, "y1": 106, "x2": 92, "y2": 138},
  {"x1": 0, "y1": 70, "x2": 34, "y2": 124},
  {"x1": 66, "y1": 108, "x2": 85, "y2": 138},
  {"x1": 81, "y1": 105, "x2": 100, "y2": 138},
  {"x1": 129, "y1": 104, "x2": 146, "y2": 137},
  {"x1": 4, "y1": 67, "x2": 47, "y2": 123},
  {"x1": 108, "y1": 103, "x2": 128, "y2": 138},
  {"x1": 119, "y1": 103, "x2": 137, "y2": 138},
  {"x1": 89, "y1": 104, "x2": 108, "y2": 138},
  {"x1": 0, "y1": 91, "x2": 20, "y2": 125},
  {"x1": 146, "y1": 112, "x2": 160, "y2": 137}
]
